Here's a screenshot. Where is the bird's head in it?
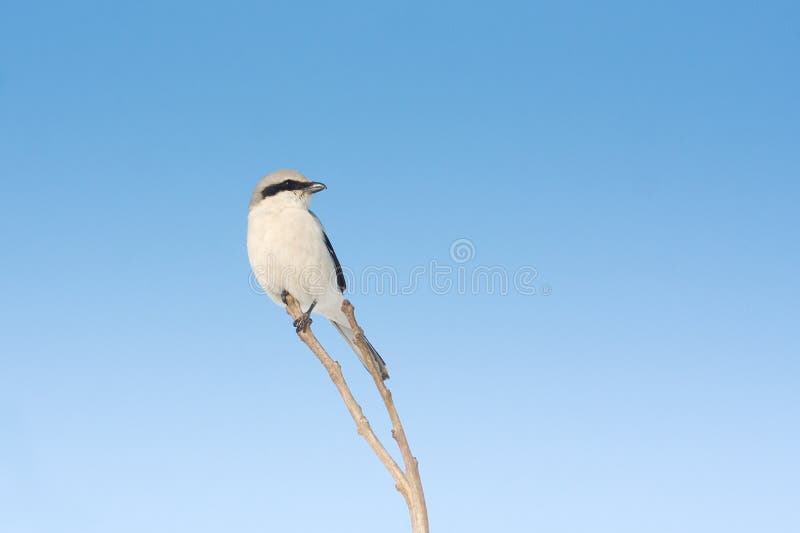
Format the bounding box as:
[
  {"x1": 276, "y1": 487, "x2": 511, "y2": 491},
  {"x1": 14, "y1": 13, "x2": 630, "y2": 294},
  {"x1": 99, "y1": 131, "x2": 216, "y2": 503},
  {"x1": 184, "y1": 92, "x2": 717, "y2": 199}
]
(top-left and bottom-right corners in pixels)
[{"x1": 249, "y1": 169, "x2": 326, "y2": 211}]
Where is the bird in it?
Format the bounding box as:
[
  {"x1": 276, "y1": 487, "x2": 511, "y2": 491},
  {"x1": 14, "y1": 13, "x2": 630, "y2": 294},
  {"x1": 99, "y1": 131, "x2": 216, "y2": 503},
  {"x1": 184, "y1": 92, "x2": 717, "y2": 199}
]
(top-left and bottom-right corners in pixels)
[{"x1": 247, "y1": 169, "x2": 389, "y2": 380}]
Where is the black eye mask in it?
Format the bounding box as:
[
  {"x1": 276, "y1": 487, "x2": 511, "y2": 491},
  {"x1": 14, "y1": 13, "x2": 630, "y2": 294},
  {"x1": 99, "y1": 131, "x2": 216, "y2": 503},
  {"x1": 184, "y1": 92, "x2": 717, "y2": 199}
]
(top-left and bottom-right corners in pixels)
[{"x1": 261, "y1": 179, "x2": 311, "y2": 198}]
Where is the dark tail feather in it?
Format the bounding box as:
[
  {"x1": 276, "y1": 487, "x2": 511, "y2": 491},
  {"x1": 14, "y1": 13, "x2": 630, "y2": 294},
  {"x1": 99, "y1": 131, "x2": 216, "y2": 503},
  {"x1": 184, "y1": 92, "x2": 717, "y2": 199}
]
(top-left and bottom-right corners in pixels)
[{"x1": 331, "y1": 321, "x2": 390, "y2": 380}]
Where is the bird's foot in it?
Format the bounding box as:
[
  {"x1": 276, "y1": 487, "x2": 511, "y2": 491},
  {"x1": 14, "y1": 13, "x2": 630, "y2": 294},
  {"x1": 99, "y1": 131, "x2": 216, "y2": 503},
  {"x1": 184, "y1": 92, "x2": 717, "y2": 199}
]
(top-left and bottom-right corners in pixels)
[
  {"x1": 281, "y1": 290, "x2": 289, "y2": 305},
  {"x1": 293, "y1": 314, "x2": 312, "y2": 333},
  {"x1": 292, "y1": 300, "x2": 318, "y2": 333}
]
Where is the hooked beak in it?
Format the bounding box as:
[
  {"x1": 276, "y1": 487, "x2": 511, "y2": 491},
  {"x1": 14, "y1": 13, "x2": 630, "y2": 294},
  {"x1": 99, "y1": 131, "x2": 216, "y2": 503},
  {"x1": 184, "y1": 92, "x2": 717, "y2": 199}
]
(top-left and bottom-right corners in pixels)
[{"x1": 305, "y1": 181, "x2": 327, "y2": 194}]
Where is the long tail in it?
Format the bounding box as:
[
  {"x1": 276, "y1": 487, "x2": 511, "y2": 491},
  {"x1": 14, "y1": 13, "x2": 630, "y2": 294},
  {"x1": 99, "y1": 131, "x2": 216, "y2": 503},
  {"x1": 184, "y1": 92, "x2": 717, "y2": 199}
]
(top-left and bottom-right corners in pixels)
[{"x1": 330, "y1": 320, "x2": 390, "y2": 380}]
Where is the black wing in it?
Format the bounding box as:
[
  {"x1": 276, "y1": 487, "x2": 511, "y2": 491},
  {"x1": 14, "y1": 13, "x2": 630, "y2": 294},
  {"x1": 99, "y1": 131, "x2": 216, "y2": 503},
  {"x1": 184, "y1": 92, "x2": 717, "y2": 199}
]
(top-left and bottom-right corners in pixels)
[{"x1": 310, "y1": 211, "x2": 346, "y2": 293}]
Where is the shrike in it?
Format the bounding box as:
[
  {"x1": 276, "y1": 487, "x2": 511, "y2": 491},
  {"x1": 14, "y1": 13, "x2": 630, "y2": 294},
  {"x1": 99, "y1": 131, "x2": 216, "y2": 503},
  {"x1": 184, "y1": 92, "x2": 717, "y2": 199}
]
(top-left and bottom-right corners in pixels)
[{"x1": 247, "y1": 169, "x2": 389, "y2": 380}]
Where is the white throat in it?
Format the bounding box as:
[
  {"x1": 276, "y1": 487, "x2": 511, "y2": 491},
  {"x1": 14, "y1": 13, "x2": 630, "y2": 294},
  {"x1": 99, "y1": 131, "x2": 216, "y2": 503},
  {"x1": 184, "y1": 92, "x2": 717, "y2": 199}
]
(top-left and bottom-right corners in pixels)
[{"x1": 254, "y1": 191, "x2": 311, "y2": 213}]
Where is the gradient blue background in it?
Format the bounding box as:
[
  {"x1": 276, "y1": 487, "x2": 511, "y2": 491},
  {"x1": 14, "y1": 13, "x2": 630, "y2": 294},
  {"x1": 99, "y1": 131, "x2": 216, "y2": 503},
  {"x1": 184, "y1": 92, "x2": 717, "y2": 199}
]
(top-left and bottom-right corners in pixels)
[{"x1": 1, "y1": 1, "x2": 798, "y2": 532}]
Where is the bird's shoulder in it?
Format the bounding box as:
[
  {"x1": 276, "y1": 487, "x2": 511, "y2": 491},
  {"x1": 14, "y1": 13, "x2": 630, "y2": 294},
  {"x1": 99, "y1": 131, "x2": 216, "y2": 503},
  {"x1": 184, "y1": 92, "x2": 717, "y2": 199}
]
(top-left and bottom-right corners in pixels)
[{"x1": 309, "y1": 210, "x2": 346, "y2": 294}]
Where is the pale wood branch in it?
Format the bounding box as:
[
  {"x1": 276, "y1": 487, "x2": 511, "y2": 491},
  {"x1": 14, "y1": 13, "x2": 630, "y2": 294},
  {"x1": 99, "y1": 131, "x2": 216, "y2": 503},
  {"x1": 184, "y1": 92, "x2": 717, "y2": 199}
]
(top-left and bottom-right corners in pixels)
[
  {"x1": 341, "y1": 300, "x2": 429, "y2": 533},
  {"x1": 282, "y1": 293, "x2": 428, "y2": 533}
]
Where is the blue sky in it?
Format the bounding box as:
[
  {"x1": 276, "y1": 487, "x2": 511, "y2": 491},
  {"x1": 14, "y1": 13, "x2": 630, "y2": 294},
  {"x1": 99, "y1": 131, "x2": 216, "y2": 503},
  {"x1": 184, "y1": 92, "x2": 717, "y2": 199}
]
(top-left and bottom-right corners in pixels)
[{"x1": 1, "y1": 1, "x2": 798, "y2": 532}]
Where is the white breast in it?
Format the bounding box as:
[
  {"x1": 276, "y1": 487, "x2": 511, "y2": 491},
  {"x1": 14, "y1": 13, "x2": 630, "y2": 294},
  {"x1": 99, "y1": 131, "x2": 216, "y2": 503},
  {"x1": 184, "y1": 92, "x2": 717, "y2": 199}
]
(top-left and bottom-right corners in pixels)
[{"x1": 247, "y1": 204, "x2": 344, "y2": 319}]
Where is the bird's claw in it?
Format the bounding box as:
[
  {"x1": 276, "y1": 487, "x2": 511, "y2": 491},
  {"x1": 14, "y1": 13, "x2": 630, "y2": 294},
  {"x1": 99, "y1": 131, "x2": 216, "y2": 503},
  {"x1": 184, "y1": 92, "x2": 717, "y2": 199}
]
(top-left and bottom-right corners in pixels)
[
  {"x1": 292, "y1": 299, "x2": 318, "y2": 333},
  {"x1": 293, "y1": 313, "x2": 313, "y2": 333}
]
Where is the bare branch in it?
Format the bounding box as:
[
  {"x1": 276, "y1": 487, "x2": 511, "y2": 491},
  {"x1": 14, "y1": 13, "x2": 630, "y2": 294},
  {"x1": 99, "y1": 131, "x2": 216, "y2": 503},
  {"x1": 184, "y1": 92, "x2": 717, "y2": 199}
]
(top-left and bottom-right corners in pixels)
[
  {"x1": 281, "y1": 293, "x2": 429, "y2": 533},
  {"x1": 282, "y1": 294, "x2": 408, "y2": 492},
  {"x1": 341, "y1": 300, "x2": 429, "y2": 533}
]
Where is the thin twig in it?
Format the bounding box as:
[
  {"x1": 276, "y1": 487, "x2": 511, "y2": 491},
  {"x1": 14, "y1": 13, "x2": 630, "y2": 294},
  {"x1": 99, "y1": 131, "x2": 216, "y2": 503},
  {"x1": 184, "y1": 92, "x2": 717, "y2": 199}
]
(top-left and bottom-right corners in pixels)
[
  {"x1": 283, "y1": 294, "x2": 408, "y2": 491},
  {"x1": 281, "y1": 293, "x2": 429, "y2": 533},
  {"x1": 341, "y1": 300, "x2": 429, "y2": 533}
]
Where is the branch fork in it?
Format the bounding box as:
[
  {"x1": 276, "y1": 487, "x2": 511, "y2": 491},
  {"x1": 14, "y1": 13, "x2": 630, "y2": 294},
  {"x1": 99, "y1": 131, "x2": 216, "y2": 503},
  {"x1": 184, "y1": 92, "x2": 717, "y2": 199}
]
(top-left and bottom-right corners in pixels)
[{"x1": 282, "y1": 293, "x2": 429, "y2": 533}]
